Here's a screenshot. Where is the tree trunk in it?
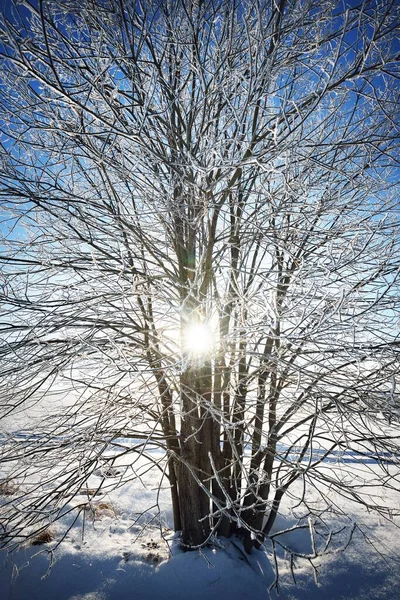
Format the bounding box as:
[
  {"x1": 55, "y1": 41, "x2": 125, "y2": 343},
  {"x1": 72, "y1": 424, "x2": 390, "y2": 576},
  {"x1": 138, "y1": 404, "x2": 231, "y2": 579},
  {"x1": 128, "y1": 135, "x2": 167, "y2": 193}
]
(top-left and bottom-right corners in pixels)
[{"x1": 177, "y1": 367, "x2": 211, "y2": 547}]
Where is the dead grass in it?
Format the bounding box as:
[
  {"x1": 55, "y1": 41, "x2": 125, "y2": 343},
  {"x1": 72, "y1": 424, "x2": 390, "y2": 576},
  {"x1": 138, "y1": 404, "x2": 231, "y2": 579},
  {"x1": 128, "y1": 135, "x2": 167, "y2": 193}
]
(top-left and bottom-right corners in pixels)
[
  {"x1": 77, "y1": 488, "x2": 100, "y2": 497},
  {"x1": 0, "y1": 480, "x2": 19, "y2": 496},
  {"x1": 83, "y1": 501, "x2": 116, "y2": 519},
  {"x1": 31, "y1": 529, "x2": 55, "y2": 546}
]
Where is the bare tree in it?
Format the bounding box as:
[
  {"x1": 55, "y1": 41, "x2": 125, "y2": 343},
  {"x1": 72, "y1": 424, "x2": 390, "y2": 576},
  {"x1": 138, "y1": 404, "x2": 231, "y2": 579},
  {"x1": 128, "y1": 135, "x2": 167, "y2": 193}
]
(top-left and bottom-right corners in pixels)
[{"x1": 0, "y1": 0, "x2": 399, "y2": 569}]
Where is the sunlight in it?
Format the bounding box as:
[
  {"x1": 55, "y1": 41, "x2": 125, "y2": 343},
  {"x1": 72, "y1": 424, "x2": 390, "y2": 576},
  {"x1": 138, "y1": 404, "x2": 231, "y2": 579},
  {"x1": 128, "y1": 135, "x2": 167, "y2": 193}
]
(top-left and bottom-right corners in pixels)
[{"x1": 183, "y1": 322, "x2": 214, "y2": 356}]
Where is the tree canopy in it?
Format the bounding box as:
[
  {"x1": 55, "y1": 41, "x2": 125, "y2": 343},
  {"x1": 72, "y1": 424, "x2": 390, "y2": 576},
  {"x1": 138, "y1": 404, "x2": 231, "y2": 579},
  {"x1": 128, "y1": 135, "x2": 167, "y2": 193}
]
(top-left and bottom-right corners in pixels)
[{"x1": 0, "y1": 0, "x2": 399, "y2": 567}]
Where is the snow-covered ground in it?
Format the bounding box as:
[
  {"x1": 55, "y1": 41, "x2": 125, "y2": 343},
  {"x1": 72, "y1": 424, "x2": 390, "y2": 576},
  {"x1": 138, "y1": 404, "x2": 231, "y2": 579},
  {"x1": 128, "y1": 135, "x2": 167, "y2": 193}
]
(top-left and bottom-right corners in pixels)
[{"x1": 1, "y1": 450, "x2": 399, "y2": 600}]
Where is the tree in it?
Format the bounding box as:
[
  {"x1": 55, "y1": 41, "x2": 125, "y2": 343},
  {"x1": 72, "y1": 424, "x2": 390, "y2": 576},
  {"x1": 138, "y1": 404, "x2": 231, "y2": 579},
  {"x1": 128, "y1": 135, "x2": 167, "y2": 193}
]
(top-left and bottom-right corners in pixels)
[{"x1": 0, "y1": 0, "x2": 399, "y2": 568}]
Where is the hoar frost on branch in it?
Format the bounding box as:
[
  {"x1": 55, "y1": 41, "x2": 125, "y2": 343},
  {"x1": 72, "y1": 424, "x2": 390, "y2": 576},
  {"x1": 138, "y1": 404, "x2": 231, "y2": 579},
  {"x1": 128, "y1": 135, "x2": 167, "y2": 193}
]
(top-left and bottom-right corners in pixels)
[{"x1": 0, "y1": 0, "x2": 399, "y2": 577}]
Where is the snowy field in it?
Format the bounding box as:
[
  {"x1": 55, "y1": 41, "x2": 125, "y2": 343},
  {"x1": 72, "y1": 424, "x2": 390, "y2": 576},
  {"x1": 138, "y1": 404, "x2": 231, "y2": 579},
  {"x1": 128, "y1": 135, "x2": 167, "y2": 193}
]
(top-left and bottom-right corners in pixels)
[{"x1": 1, "y1": 446, "x2": 399, "y2": 600}]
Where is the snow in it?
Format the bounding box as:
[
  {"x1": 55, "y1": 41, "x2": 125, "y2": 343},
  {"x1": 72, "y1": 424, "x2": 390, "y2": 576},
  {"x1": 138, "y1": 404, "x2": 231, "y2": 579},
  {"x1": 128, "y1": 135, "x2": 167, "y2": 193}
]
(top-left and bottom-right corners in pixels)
[
  {"x1": 0, "y1": 541, "x2": 272, "y2": 600},
  {"x1": 1, "y1": 452, "x2": 400, "y2": 599}
]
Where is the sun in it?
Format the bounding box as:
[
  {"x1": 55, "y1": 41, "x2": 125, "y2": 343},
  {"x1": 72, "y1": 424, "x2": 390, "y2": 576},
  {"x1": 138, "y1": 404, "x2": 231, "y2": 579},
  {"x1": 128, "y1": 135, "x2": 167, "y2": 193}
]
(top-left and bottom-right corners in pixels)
[{"x1": 183, "y1": 322, "x2": 214, "y2": 356}]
